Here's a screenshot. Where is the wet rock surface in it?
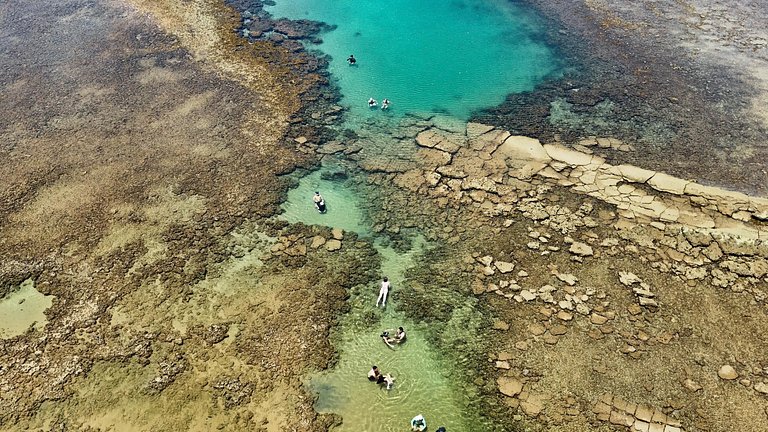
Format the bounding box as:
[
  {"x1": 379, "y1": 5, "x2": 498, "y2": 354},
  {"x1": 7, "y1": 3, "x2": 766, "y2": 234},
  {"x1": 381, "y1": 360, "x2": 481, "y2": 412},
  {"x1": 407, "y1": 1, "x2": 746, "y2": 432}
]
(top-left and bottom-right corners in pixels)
[
  {"x1": 474, "y1": 0, "x2": 768, "y2": 196},
  {"x1": 0, "y1": 0, "x2": 345, "y2": 429}
]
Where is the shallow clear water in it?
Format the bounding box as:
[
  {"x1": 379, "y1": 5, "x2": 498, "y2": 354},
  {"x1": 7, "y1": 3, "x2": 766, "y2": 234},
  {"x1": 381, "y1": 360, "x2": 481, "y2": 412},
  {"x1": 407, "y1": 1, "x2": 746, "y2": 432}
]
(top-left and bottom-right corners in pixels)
[
  {"x1": 0, "y1": 278, "x2": 54, "y2": 339},
  {"x1": 267, "y1": 0, "x2": 559, "y2": 120},
  {"x1": 279, "y1": 169, "x2": 369, "y2": 234},
  {"x1": 280, "y1": 171, "x2": 484, "y2": 431},
  {"x1": 272, "y1": 1, "x2": 560, "y2": 429}
]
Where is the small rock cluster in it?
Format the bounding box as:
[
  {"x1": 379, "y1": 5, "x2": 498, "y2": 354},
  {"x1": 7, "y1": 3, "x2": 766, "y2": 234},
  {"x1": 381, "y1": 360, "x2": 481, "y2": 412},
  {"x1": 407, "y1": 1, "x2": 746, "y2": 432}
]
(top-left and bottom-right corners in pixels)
[{"x1": 269, "y1": 227, "x2": 345, "y2": 256}]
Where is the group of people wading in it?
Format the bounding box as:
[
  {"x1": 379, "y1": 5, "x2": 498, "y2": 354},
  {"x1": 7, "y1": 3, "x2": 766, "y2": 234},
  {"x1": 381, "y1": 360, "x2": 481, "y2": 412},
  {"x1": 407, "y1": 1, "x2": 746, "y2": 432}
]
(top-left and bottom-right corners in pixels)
[
  {"x1": 347, "y1": 54, "x2": 392, "y2": 111},
  {"x1": 310, "y1": 184, "x2": 445, "y2": 431}
]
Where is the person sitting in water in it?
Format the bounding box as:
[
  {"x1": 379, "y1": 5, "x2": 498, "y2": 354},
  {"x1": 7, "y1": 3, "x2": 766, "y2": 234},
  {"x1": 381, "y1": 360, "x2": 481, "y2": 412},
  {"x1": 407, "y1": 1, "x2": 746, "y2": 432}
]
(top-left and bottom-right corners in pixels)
[
  {"x1": 410, "y1": 414, "x2": 427, "y2": 432},
  {"x1": 347, "y1": 54, "x2": 356, "y2": 65},
  {"x1": 435, "y1": 427, "x2": 447, "y2": 432},
  {"x1": 313, "y1": 191, "x2": 326, "y2": 213},
  {"x1": 368, "y1": 97, "x2": 378, "y2": 108},
  {"x1": 381, "y1": 98, "x2": 390, "y2": 110},
  {"x1": 381, "y1": 326, "x2": 406, "y2": 348},
  {"x1": 367, "y1": 365, "x2": 382, "y2": 382}
]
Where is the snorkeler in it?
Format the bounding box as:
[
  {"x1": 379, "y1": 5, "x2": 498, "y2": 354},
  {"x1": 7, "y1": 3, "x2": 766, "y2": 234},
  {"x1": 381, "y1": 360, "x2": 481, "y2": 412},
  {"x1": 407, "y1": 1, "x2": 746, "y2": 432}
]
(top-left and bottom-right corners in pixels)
[
  {"x1": 347, "y1": 54, "x2": 356, "y2": 65},
  {"x1": 313, "y1": 191, "x2": 326, "y2": 213},
  {"x1": 368, "y1": 97, "x2": 378, "y2": 108}
]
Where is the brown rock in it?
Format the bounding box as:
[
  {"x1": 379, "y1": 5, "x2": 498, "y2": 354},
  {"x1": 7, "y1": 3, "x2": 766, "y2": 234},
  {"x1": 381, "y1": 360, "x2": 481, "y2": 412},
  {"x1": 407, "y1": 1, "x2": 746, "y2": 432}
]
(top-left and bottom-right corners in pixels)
[
  {"x1": 310, "y1": 236, "x2": 326, "y2": 248},
  {"x1": 609, "y1": 411, "x2": 634, "y2": 427},
  {"x1": 590, "y1": 313, "x2": 608, "y2": 325},
  {"x1": 550, "y1": 324, "x2": 568, "y2": 336},
  {"x1": 718, "y1": 365, "x2": 738, "y2": 380},
  {"x1": 325, "y1": 239, "x2": 342, "y2": 251},
  {"x1": 493, "y1": 320, "x2": 510, "y2": 331},
  {"x1": 331, "y1": 228, "x2": 344, "y2": 240},
  {"x1": 753, "y1": 382, "x2": 768, "y2": 394},
  {"x1": 683, "y1": 379, "x2": 702, "y2": 392},
  {"x1": 635, "y1": 404, "x2": 653, "y2": 422},
  {"x1": 497, "y1": 376, "x2": 523, "y2": 397},
  {"x1": 528, "y1": 323, "x2": 546, "y2": 336},
  {"x1": 569, "y1": 242, "x2": 594, "y2": 257}
]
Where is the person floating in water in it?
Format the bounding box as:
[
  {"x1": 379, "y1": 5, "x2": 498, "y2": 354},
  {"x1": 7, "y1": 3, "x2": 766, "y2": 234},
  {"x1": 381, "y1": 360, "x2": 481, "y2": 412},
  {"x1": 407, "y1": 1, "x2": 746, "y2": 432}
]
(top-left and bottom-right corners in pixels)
[
  {"x1": 313, "y1": 191, "x2": 326, "y2": 213},
  {"x1": 381, "y1": 98, "x2": 390, "y2": 110},
  {"x1": 381, "y1": 326, "x2": 406, "y2": 348},
  {"x1": 410, "y1": 414, "x2": 427, "y2": 432},
  {"x1": 347, "y1": 54, "x2": 356, "y2": 65},
  {"x1": 381, "y1": 373, "x2": 395, "y2": 390},
  {"x1": 368, "y1": 97, "x2": 378, "y2": 108},
  {"x1": 376, "y1": 277, "x2": 389, "y2": 307},
  {"x1": 435, "y1": 427, "x2": 447, "y2": 432}
]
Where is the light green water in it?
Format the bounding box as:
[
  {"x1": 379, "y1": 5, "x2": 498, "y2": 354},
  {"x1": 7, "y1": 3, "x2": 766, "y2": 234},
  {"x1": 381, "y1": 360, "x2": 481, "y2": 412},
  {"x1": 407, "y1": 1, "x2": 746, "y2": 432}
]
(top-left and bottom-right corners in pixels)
[
  {"x1": 279, "y1": 169, "x2": 368, "y2": 234},
  {"x1": 0, "y1": 278, "x2": 54, "y2": 339},
  {"x1": 281, "y1": 170, "x2": 484, "y2": 431},
  {"x1": 266, "y1": 0, "x2": 559, "y2": 120}
]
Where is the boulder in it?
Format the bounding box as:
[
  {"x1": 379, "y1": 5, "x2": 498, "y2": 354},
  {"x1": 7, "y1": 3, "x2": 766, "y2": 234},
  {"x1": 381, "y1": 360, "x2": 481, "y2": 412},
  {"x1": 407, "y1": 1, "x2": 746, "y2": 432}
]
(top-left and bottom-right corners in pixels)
[
  {"x1": 325, "y1": 239, "x2": 342, "y2": 251},
  {"x1": 497, "y1": 376, "x2": 524, "y2": 397},
  {"x1": 310, "y1": 236, "x2": 326, "y2": 248},
  {"x1": 494, "y1": 261, "x2": 515, "y2": 274},
  {"x1": 718, "y1": 365, "x2": 738, "y2": 380},
  {"x1": 331, "y1": 228, "x2": 344, "y2": 240}
]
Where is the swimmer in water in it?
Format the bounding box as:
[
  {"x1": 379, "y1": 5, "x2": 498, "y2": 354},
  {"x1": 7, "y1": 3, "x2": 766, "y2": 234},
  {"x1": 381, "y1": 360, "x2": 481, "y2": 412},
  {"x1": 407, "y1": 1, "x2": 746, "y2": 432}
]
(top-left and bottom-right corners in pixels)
[
  {"x1": 381, "y1": 98, "x2": 390, "y2": 110},
  {"x1": 368, "y1": 97, "x2": 377, "y2": 108},
  {"x1": 347, "y1": 54, "x2": 356, "y2": 65}
]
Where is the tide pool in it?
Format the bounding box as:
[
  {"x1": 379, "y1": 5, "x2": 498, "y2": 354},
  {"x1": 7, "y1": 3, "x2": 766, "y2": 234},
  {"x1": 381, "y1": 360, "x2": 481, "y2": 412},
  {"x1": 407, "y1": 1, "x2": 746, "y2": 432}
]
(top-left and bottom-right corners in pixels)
[{"x1": 267, "y1": 0, "x2": 559, "y2": 120}]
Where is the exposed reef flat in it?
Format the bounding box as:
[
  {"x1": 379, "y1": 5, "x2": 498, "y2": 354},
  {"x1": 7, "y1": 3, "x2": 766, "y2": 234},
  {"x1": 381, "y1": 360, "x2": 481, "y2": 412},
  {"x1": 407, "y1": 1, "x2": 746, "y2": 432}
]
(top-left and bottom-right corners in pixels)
[
  {"x1": 327, "y1": 116, "x2": 768, "y2": 432},
  {"x1": 476, "y1": 0, "x2": 768, "y2": 196},
  {"x1": 3, "y1": 0, "x2": 768, "y2": 431},
  {"x1": 0, "y1": 0, "x2": 346, "y2": 429}
]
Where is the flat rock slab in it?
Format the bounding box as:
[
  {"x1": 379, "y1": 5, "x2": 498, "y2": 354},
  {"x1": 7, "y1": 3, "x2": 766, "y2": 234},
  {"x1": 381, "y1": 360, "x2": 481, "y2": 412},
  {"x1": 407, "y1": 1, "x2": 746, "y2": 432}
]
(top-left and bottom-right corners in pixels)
[
  {"x1": 497, "y1": 376, "x2": 523, "y2": 397},
  {"x1": 325, "y1": 239, "x2": 342, "y2": 251},
  {"x1": 569, "y1": 242, "x2": 594, "y2": 256}
]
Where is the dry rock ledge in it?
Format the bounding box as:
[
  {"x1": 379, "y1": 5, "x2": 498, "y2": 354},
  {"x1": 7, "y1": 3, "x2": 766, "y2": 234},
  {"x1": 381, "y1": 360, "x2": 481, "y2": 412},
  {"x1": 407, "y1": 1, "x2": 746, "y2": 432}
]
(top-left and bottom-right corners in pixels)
[{"x1": 350, "y1": 120, "x2": 768, "y2": 300}]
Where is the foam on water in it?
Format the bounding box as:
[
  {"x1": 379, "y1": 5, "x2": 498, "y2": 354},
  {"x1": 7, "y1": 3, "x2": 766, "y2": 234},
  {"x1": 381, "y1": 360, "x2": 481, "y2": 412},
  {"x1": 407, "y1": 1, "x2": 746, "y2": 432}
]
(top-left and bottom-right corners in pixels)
[{"x1": 266, "y1": 0, "x2": 559, "y2": 120}]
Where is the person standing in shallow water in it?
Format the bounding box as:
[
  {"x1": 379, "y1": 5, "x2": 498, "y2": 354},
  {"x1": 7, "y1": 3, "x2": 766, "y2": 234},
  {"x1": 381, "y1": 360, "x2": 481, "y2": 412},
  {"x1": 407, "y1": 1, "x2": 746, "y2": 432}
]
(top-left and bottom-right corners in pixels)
[
  {"x1": 376, "y1": 277, "x2": 390, "y2": 307},
  {"x1": 313, "y1": 191, "x2": 326, "y2": 213}
]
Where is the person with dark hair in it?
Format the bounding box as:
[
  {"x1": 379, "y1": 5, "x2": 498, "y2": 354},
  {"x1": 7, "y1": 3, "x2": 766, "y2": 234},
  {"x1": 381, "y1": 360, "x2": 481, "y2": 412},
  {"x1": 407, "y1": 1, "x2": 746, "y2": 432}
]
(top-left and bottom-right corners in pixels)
[
  {"x1": 382, "y1": 326, "x2": 407, "y2": 348},
  {"x1": 367, "y1": 365, "x2": 381, "y2": 382},
  {"x1": 313, "y1": 191, "x2": 326, "y2": 213},
  {"x1": 436, "y1": 427, "x2": 447, "y2": 432},
  {"x1": 347, "y1": 54, "x2": 356, "y2": 65}
]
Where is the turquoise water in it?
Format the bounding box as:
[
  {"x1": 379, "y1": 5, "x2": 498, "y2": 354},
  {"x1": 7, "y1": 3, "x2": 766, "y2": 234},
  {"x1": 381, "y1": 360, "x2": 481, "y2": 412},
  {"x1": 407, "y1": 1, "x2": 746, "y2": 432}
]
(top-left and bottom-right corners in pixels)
[
  {"x1": 280, "y1": 171, "x2": 485, "y2": 431},
  {"x1": 267, "y1": 0, "x2": 558, "y2": 119},
  {"x1": 279, "y1": 169, "x2": 369, "y2": 234}
]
